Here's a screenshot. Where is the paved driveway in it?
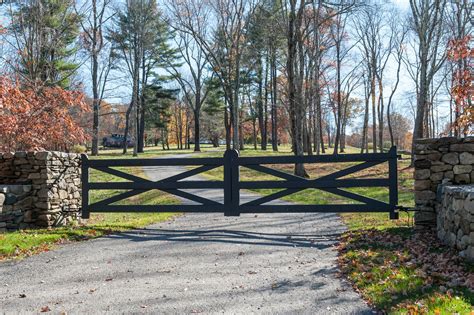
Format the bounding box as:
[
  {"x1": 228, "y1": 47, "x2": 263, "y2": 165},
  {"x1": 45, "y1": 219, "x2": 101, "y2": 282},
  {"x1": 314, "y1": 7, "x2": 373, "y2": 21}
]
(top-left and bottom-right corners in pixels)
[{"x1": 0, "y1": 156, "x2": 370, "y2": 314}]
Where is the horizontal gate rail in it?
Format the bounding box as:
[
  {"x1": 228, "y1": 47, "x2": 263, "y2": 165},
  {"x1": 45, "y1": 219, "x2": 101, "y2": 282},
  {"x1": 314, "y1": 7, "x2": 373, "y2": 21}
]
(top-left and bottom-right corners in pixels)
[
  {"x1": 238, "y1": 151, "x2": 393, "y2": 165},
  {"x1": 239, "y1": 204, "x2": 393, "y2": 213},
  {"x1": 89, "y1": 181, "x2": 224, "y2": 190},
  {"x1": 87, "y1": 157, "x2": 223, "y2": 167},
  {"x1": 81, "y1": 146, "x2": 400, "y2": 219},
  {"x1": 88, "y1": 205, "x2": 228, "y2": 213},
  {"x1": 239, "y1": 179, "x2": 390, "y2": 189}
]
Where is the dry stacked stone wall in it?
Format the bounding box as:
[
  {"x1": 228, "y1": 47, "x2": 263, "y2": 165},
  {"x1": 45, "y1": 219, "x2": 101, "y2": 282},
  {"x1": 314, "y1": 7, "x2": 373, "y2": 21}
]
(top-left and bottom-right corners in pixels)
[
  {"x1": 437, "y1": 185, "x2": 474, "y2": 262},
  {"x1": 0, "y1": 151, "x2": 82, "y2": 231},
  {"x1": 414, "y1": 137, "x2": 474, "y2": 227}
]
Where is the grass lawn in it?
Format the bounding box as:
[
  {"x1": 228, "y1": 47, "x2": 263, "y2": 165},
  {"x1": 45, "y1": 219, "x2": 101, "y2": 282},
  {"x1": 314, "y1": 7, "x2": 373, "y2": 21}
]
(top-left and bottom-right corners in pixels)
[
  {"x1": 194, "y1": 145, "x2": 474, "y2": 314},
  {"x1": 2, "y1": 143, "x2": 473, "y2": 313},
  {"x1": 0, "y1": 146, "x2": 199, "y2": 261}
]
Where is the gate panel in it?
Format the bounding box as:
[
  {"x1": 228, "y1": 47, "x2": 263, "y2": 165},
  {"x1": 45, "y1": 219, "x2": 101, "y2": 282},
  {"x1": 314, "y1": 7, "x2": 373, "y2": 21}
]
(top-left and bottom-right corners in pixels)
[
  {"x1": 81, "y1": 156, "x2": 226, "y2": 219},
  {"x1": 81, "y1": 146, "x2": 400, "y2": 219}
]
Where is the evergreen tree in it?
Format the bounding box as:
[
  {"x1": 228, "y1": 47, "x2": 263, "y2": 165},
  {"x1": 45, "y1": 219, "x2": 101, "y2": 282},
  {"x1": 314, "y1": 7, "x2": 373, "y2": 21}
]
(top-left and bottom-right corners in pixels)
[{"x1": 9, "y1": 0, "x2": 81, "y2": 88}]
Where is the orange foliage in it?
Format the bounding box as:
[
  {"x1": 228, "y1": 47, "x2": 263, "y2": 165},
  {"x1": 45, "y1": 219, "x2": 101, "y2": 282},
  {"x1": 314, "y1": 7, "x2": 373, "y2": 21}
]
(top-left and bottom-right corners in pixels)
[
  {"x1": 0, "y1": 77, "x2": 90, "y2": 151},
  {"x1": 447, "y1": 35, "x2": 473, "y2": 133}
]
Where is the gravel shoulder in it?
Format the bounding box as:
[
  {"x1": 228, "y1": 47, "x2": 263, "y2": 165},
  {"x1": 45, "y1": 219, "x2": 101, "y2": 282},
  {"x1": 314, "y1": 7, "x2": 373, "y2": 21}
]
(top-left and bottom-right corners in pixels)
[{"x1": 0, "y1": 155, "x2": 371, "y2": 314}]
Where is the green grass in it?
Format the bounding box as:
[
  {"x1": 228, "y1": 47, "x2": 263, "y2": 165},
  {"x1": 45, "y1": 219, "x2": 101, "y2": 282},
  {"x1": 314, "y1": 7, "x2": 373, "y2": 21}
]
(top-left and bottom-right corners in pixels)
[
  {"x1": 0, "y1": 147, "x2": 183, "y2": 260},
  {"x1": 340, "y1": 229, "x2": 474, "y2": 314},
  {"x1": 0, "y1": 212, "x2": 175, "y2": 259},
  {"x1": 193, "y1": 146, "x2": 474, "y2": 313},
  {"x1": 193, "y1": 146, "x2": 414, "y2": 229}
]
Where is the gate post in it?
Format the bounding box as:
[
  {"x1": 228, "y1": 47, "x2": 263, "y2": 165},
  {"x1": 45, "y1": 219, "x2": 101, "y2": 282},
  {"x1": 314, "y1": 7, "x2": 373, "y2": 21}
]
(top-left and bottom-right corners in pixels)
[
  {"x1": 388, "y1": 146, "x2": 399, "y2": 220},
  {"x1": 224, "y1": 149, "x2": 240, "y2": 216},
  {"x1": 81, "y1": 154, "x2": 90, "y2": 219}
]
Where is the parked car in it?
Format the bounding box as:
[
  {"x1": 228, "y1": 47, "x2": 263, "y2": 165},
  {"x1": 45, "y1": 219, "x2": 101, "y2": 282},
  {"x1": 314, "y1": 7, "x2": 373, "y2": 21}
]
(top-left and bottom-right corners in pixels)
[{"x1": 102, "y1": 134, "x2": 135, "y2": 148}]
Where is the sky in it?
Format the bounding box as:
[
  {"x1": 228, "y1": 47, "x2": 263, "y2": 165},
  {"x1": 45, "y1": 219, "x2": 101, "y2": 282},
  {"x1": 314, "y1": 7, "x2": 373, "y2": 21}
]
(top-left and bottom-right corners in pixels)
[
  {"x1": 93, "y1": 0, "x2": 451, "y2": 134},
  {"x1": 0, "y1": 0, "x2": 453, "y2": 136}
]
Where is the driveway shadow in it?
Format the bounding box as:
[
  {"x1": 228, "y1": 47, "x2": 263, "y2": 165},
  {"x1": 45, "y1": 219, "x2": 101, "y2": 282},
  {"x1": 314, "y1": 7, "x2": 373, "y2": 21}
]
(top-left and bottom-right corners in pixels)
[{"x1": 106, "y1": 228, "x2": 341, "y2": 250}]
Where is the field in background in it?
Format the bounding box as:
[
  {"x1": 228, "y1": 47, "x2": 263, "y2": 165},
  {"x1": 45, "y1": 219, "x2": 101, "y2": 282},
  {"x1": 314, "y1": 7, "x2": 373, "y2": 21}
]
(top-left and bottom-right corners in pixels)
[
  {"x1": 194, "y1": 145, "x2": 414, "y2": 229},
  {"x1": 0, "y1": 147, "x2": 183, "y2": 260}
]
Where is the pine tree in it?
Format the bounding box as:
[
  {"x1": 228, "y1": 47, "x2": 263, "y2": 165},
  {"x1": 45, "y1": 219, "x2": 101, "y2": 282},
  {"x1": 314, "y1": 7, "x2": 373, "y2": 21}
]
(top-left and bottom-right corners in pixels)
[{"x1": 9, "y1": 0, "x2": 81, "y2": 88}]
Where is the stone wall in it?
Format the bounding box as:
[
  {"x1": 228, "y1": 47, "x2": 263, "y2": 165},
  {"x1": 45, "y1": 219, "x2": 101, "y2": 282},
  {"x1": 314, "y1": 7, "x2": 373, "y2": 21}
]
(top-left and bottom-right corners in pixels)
[
  {"x1": 414, "y1": 137, "x2": 474, "y2": 228},
  {"x1": 437, "y1": 185, "x2": 474, "y2": 262},
  {"x1": 0, "y1": 152, "x2": 82, "y2": 231},
  {"x1": 0, "y1": 185, "x2": 32, "y2": 232},
  {"x1": 414, "y1": 137, "x2": 474, "y2": 227}
]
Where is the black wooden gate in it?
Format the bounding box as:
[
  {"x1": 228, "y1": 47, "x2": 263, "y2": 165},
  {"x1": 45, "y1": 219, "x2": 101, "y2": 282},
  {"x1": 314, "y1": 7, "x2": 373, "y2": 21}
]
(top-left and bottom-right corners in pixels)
[{"x1": 81, "y1": 147, "x2": 400, "y2": 219}]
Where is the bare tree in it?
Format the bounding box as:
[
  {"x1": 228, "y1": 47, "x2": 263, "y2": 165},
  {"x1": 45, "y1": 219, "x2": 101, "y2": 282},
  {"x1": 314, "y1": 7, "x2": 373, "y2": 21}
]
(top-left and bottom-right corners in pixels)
[
  {"x1": 165, "y1": 0, "x2": 256, "y2": 150},
  {"x1": 386, "y1": 20, "x2": 408, "y2": 147},
  {"x1": 354, "y1": 3, "x2": 394, "y2": 152},
  {"x1": 331, "y1": 3, "x2": 359, "y2": 155},
  {"x1": 408, "y1": 0, "x2": 447, "y2": 157},
  {"x1": 108, "y1": 0, "x2": 170, "y2": 155},
  {"x1": 165, "y1": 30, "x2": 211, "y2": 152},
  {"x1": 76, "y1": 0, "x2": 114, "y2": 156}
]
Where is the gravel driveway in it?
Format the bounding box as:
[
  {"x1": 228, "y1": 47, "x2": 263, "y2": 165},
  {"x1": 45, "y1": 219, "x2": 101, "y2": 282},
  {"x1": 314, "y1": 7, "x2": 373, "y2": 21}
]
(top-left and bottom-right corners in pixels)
[{"x1": 0, "y1": 155, "x2": 371, "y2": 314}]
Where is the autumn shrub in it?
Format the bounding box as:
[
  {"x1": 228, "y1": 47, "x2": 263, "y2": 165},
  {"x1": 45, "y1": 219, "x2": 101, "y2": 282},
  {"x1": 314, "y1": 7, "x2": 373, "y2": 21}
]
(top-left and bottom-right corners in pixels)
[
  {"x1": 448, "y1": 35, "x2": 473, "y2": 134},
  {"x1": 0, "y1": 77, "x2": 90, "y2": 152},
  {"x1": 71, "y1": 144, "x2": 87, "y2": 154}
]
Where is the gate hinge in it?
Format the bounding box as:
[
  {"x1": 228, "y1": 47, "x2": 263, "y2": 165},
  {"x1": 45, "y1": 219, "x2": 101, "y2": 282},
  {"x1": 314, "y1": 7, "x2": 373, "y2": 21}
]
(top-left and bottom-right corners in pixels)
[{"x1": 395, "y1": 205, "x2": 416, "y2": 212}]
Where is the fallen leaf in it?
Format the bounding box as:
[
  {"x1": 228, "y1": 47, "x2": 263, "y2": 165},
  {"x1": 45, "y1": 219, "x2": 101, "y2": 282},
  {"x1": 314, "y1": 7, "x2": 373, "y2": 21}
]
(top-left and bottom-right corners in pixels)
[{"x1": 40, "y1": 306, "x2": 51, "y2": 312}]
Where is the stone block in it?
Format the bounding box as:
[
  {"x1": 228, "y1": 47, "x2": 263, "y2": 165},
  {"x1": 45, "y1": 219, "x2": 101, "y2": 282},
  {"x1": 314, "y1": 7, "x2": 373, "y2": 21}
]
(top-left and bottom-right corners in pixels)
[
  {"x1": 465, "y1": 246, "x2": 474, "y2": 262},
  {"x1": 431, "y1": 164, "x2": 452, "y2": 172},
  {"x1": 430, "y1": 172, "x2": 444, "y2": 181},
  {"x1": 442, "y1": 152, "x2": 459, "y2": 165},
  {"x1": 450, "y1": 143, "x2": 474, "y2": 152},
  {"x1": 34, "y1": 151, "x2": 50, "y2": 160},
  {"x1": 426, "y1": 152, "x2": 443, "y2": 161},
  {"x1": 14, "y1": 151, "x2": 27, "y2": 158},
  {"x1": 4, "y1": 194, "x2": 17, "y2": 205},
  {"x1": 23, "y1": 210, "x2": 34, "y2": 223},
  {"x1": 460, "y1": 235, "x2": 470, "y2": 249},
  {"x1": 460, "y1": 152, "x2": 474, "y2": 165},
  {"x1": 415, "y1": 159, "x2": 431, "y2": 169},
  {"x1": 453, "y1": 165, "x2": 473, "y2": 174},
  {"x1": 414, "y1": 169, "x2": 431, "y2": 180},
  {"x1": 466, "y1": 198, "x2": 474, "y2": 213},
  {"x1": 27, "y1": 173, "x2": 41, "y2": 179},
  {"x1": 415, "y1": 210, "x2": 436, "y2": 226},
  {"x1": 445, "y1": 171, "x2": 454, "y2": 180},
  {"x1": 455, "y1": 174, "x2": 470, "y2": 184},
  {"x1": 414, "y1": 180, "x2": 431, "y2": 191},
  {"x1": 14, "y1": 196, "x2": 32, "y2": 209},
  {"x1": 59, "y1": 190, "x2": 68, "y2": 199}
]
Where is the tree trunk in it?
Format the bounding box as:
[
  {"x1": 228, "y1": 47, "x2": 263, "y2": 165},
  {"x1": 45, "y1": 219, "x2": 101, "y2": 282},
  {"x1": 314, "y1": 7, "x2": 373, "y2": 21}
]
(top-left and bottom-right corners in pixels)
[
  {"x1": 270, "y1": 48, "x2": 278, "y2": 152},
  {"x1": 194, "y1": 109, "x2": 201, "y2": 152},
  {"x1": 91, "y1": 51, "x2": 100, "y2": 156},
  {"x1": 224, "y1": 106, "x2": 231, "y2": 150},
  {"x1": 122, "y1": 101, "x2": 133, "y2": 154}
]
